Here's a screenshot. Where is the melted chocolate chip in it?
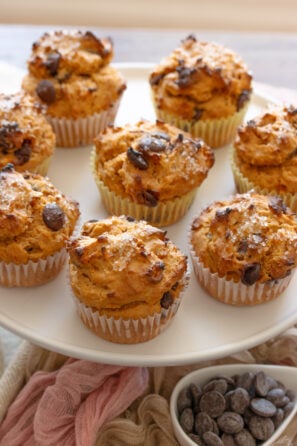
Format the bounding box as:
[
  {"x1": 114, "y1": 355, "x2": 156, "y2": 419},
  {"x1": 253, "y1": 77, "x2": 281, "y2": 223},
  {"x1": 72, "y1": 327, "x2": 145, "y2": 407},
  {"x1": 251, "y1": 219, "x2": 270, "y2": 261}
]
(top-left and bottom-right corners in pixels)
[
  {"x1": 149, "y1": 72, "x2": 165, "y2": 86},
  {"x1": 242, "y1": 263, "x2": 261, "y2": 285},
  {"x1": 127, "y1": 147, "x2": 148, "y2": 170},
  {"x1": 268, "y1": 196, "x2": 287, "y2": 215},
  {"x1": 160, "y1": 291, "x2": 174, "y2": 309},
  {"x1": 138, "y1": 190, "x2": 158, "y2": 207},
  {"x1": 215, "y1": 207, "x2": 232, "y2": 221},
  {"x1": 44, "y1": 52, "x2": 61, "y2": 76},
  {"x1": 36, "y1": 80, "x2": 56, "y2": 104},
  {"x1": 151, "y1": 131, "x2": 170, "y2": 141},
  {"x1": 0, "y1": 121, "x2": 20, "y2": 151},
  {"x1": 42, "y1": 203, "x2": 65, "y2": 231},
  {"x1": 1, "y1": 163, "x2": 14, "y2": 172},
  {"x1": 126, "y1": 216, "x2": 135, "y2": 222},
  {"x1": 193, "y1": 108, "x2": 203, "y2": 121},
  {"x1": 137, "y1": 135, "x2": 167, "y2": 153},
  {"x1": 237, "y1": 89, "x2": 251, "y2": 111},
  {"x1": 14, "y1": 140, "x2": 32, "y2": 165},
  {"x1": 238, "y1": 239, "x2": 248, "y2": 254},
  {"x1": 176, "y1": 66, "x2": 197, "y2": 88}
]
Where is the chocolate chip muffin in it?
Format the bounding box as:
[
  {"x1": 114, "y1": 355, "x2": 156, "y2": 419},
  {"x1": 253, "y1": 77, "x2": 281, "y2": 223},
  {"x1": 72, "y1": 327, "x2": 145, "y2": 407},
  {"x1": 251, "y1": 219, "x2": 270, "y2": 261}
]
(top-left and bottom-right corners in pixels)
[
  {"x1": 92, "y1": 119, "x2": 214, "y2": 226},
  {"x1": 0, "y1": 164, "x2": 80, "y2": 287},
  {"x1": 22, "y1": 30, "x2": 126, "y2": 147},
  {"x1": 149, "y1": 34, "x2": 252, "y2": 148},
  {"x1": 67, "y1": 215, "x2": 189, "y2": 343},
  {"x1": 189, "y1": 192, "x2": 297, "y2": 305},
  {"x1": 231, "y1": 105, "x2": 297, "y2": 211},
  {"x1": 0, "y1": 91, "x2": 55, "y2": 175}
]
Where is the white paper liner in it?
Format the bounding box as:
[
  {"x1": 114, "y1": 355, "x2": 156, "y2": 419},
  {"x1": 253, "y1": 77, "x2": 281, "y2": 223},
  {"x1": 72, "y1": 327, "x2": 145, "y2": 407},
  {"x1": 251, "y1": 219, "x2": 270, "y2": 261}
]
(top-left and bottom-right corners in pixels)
[
  {"x1": 69, "y1": 264, "x2": 190, "y2": 344},
  {"x1": 230, "y1": 148, "x2": 297, "y2": 212},
  {"x1": 0, "y1": 248, "x2": 67, "y2": 287},
  {"x1": 189, "y1": 247, "x2": 294, "y2": 306},
  {"x1": 73, "y1": 296, "x2": 182, "y2": 344},
  {"x1": 47, "y1": 98, "x2": 122, "y2": 148},
  {"x1": 90, "y1": 148, "x2": 197, "y2": 226},
  {"x1": 151, "y1": 98, "x2": 249, "y2": 148}
]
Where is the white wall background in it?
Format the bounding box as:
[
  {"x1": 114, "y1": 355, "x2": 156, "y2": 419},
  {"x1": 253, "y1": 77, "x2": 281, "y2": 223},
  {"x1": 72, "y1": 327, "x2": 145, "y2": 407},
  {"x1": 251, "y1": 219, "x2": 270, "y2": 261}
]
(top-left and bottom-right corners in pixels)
[{"x1": 1, "y1": 0, "x2": 297, "y2": 32}]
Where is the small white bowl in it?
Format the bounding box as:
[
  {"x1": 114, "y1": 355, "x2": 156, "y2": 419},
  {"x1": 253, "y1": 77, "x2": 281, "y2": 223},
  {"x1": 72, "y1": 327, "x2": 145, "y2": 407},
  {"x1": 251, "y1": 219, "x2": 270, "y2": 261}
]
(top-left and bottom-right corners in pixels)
[{"x1": 170, "y1": 364, "x2": 297, "y2": 446}]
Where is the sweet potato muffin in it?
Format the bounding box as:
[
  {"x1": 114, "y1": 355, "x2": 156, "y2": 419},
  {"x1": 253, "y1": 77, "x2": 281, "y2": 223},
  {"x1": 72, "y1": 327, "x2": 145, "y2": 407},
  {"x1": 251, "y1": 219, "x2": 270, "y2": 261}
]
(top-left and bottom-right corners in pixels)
[
  {"x1": 231, "y1": 105, "x2": 297, "y2": 211},
  {"x1": 92, "y1": 119, "x2": 214, "y2": 226},
  {"x1": 0, "y1": 91, "x2": 55, "y2": 175},
  {"x1": 22, "y1": 30, "x2": 126, "y2": 147},
  {"x1": 67, "y1": 215, "x2": 189, "y2": 343},
  {"x1": 189, "y1": 192, "x2": 297, "y2": 305},
  {"x1": 0, "y1": 164, "x2": 80, "y2": 287},
  {"x1": 149, "y1": 34, "x2": 253, "y2": 147}
]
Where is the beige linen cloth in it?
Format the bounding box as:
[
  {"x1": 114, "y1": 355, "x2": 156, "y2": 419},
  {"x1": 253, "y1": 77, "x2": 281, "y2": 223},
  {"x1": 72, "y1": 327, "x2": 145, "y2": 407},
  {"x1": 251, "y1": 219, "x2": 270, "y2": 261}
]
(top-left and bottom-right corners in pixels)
[{"x1": 1, "y1": 84, "x2": 297, "y2": 445}]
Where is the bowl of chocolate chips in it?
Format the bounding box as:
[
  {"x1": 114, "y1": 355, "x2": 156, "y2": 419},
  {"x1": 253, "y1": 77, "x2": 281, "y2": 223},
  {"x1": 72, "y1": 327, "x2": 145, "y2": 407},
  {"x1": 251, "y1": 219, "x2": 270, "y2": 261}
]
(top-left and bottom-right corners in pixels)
[{"x1": 170, "y1": 364, "x2": 297, "y2": 445}]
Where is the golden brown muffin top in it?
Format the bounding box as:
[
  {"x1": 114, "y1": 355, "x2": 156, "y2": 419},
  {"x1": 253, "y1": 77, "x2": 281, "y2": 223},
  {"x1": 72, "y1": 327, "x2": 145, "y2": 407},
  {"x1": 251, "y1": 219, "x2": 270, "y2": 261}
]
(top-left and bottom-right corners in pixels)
[
  {"x1": 22, "y1": 30, "x2": 126, "y2": 119},
  {"x1": 233, "y1": 106, "x2": 297, "y2": 194},
  {"x1": 67, "y1": 215, "x2": 188, "y2": 318},
  {"x1": 0, "y1": 164, "x2": 80, "y2": 264},
  {"x1": 149, "y1": 34, "x2": 252, "y2": 120},
  {"x1": 94, "y1": 119, "x2": 214, "y2": 204},
  {"x1": 27, "y1": 30, "x2": 113, "y2": 79},
  {"x1": 190, "y1": 192, "x2": 297, "y2": 285},
  {"x1": 0, "y1": 91, "x2": 56, "y2": 171}
]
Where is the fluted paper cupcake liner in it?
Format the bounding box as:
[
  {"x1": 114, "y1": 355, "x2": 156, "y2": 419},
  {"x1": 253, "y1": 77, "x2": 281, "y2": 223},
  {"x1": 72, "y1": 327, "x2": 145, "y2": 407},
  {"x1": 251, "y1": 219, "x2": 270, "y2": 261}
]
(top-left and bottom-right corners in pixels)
[
  {"x1": 152, "y1": 100, "x2": 249, "y2": 148},
  {"x1": 0, "y1": 248, "x2": 67, "y2": 287},
  {"x1": 73, "y1": 296, "x2": 182, "y2": 344},
  {"x1": 47, "y1": 98, "x2": 122, "y2": 148},
  {"x1": 91, "y1": 149, "x2": 197, "y2": 226},
  {"x1": 189, "y1": 247, "x2": 293, "y2": 306},
  {"x1": 230, "y1": 149, "x2": 297, "y2": 212}
]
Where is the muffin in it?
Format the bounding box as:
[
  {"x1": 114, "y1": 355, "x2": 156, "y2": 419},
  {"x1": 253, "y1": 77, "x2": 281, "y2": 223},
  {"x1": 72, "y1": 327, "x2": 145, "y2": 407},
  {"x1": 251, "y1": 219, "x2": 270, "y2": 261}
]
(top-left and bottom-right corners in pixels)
[
  {"x1": 231, "y1": 105, "x2": 297, "y2": 211},
  {"x1": 92, "y1": 119, "x2": 214, "y2": 226},
  {"x1": 67, "y1": 215, "x2": 188, "y2": 344},
  {"x1": 22, "y1": 30, "x2": 126, "y2": 147},
  {"x1": 0, "y1": 91, "x2": 56, "y2": 175},
  {"x1": 149, "y1": 34, "x2": 253, "y2": 148},
  {"x1": 189, "y1": 192, "x2": 297, "y2": 305},
  {"x1": 0, "y1": 164, "x2": 80, "y2": 287}
]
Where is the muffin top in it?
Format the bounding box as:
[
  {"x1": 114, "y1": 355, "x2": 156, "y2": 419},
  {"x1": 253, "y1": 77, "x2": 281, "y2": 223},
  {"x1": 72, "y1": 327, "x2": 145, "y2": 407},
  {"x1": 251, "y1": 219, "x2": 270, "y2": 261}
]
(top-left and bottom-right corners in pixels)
[
  {"x1": 0, "y1": 91, "x2": 56, "y2": 171},
  {"x1": 149, "y1": 34, "x2": 252, "y2": 120},
  {"x1": 93, "y1": 119, "x2": 215, "y2": 204},
  {"x1": 190, "y1": 192, "x2": 297, "y2": 285},
  {"x1": 234, "y1": 106, "x2": 297, "y2": 194},
  {"x1": 67, "y1": 215, "x2": 188, "y2": 318},
  {"x1": 0, "y1": 164, "x2": 80, "y2": 264},
  {"x1": 27, "y1": 30, "x2": 113, "y2": 79},
  {"x1": 21, "y1": 30, "x2": 126, "y2": 119}
]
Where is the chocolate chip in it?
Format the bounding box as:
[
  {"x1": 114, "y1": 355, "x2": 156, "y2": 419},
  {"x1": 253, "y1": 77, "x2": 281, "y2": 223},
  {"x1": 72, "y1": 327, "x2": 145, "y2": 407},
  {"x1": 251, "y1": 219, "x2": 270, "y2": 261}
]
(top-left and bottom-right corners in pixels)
[
  {"x1": 266, "y1": 388, "x2": 288, "y2": 407},
  {"x1": 136, "y1": 135, "x2": 167, "y2": 153},
  {"x1": 215, "y1": 207, "x2": 232, "y2": 221},
  {"x1": 176, "y1": 66, "x2": 197, "y2": 88},
  {"x1": 241, "y1": 263, "x2": 261, "y2": 285},
  {"x1": 229, "y1": 388, "x2": 250, "y2": 414},
  {"x1": 255, "y1": 371, "x2": 270, "y2": 397},
  {"x1": 36, "y1": 80, "x2": 56, "y2": 104},
  {"x1": 221, "y1": 434, "x2": 236, "y2": 445},
  {"x1": 195, "y1": 412, "x2": 216, "y2": 436},
  {"x1": 203, "y1": 431, "x2": 224, "y2": 446},
  {"x1": 44, "y1": 52, "x2": 61, "y2": 76},
  {"x1": 160, "y1": 291, "x2": 173, "y2": 309},
  {"x1": 151, "y1": 131, "x2": 170, "y2": 141},
  {"x1": 237, "y1": 89, "x2": 251, "y2": 111},
  {"x1": 1, "y1": 163, "x2": 14, "y2": 172},
  {"x1": 200, "y1": 391, "x2": 226, "y2": 418},
  {"x1": 272, "y1": 408, "x2": 284, "y2": 429},
  {"x1": 177, "y1": 387, "x2": 192, "y2": 413},
  {"x1": 125, "y1": 216, "x2": 135, "y2": 222},
  {"x1": 149, "y1": 72, "x2": 164, "y2": 86},
  {"x1": 268, "y1": 196, "x2": 287, "y2": 215},
  {"x1": 234, "y1": 429, "x2": 256, "y2": 446},
  {"x1": 193, "y1": 108, "x2": 203, "y2": 121},
  {"x1": 248, "y1": 416, "x2": 275, "y2": 441},
  {"x1": 127, "y1": 147, "x2": 148, "y2": 170},
  {"x1": 217, "y1": 412, "x2": 244, "y2": 434},
  {"x1": 250, "y1": 398, "x2": 277, "y2": 417},
  {"x1": 14, "y1": 140, "x2": 31, "y2": 165},
  {"x1": 147, "y1": 261, "x2": 165, "y2": 283},
  {"x1": 188, "y1": 433, "x2": 204, "y2": 445},
  {"x1": 179, "y1": 408, "x2": 194, "y2": 433},
  {"x1": 237, "y1": 239, "x2": 248, "y2": 254},
  {"x1": 137, "y1": 190, "x2": 158, "y2": 207},
  {"x1": 42, "y1": 203, "x2": 65, "y2": 231},
  {"x1": 203, "y1": 379, "x2": 228, "y2": 395}
]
